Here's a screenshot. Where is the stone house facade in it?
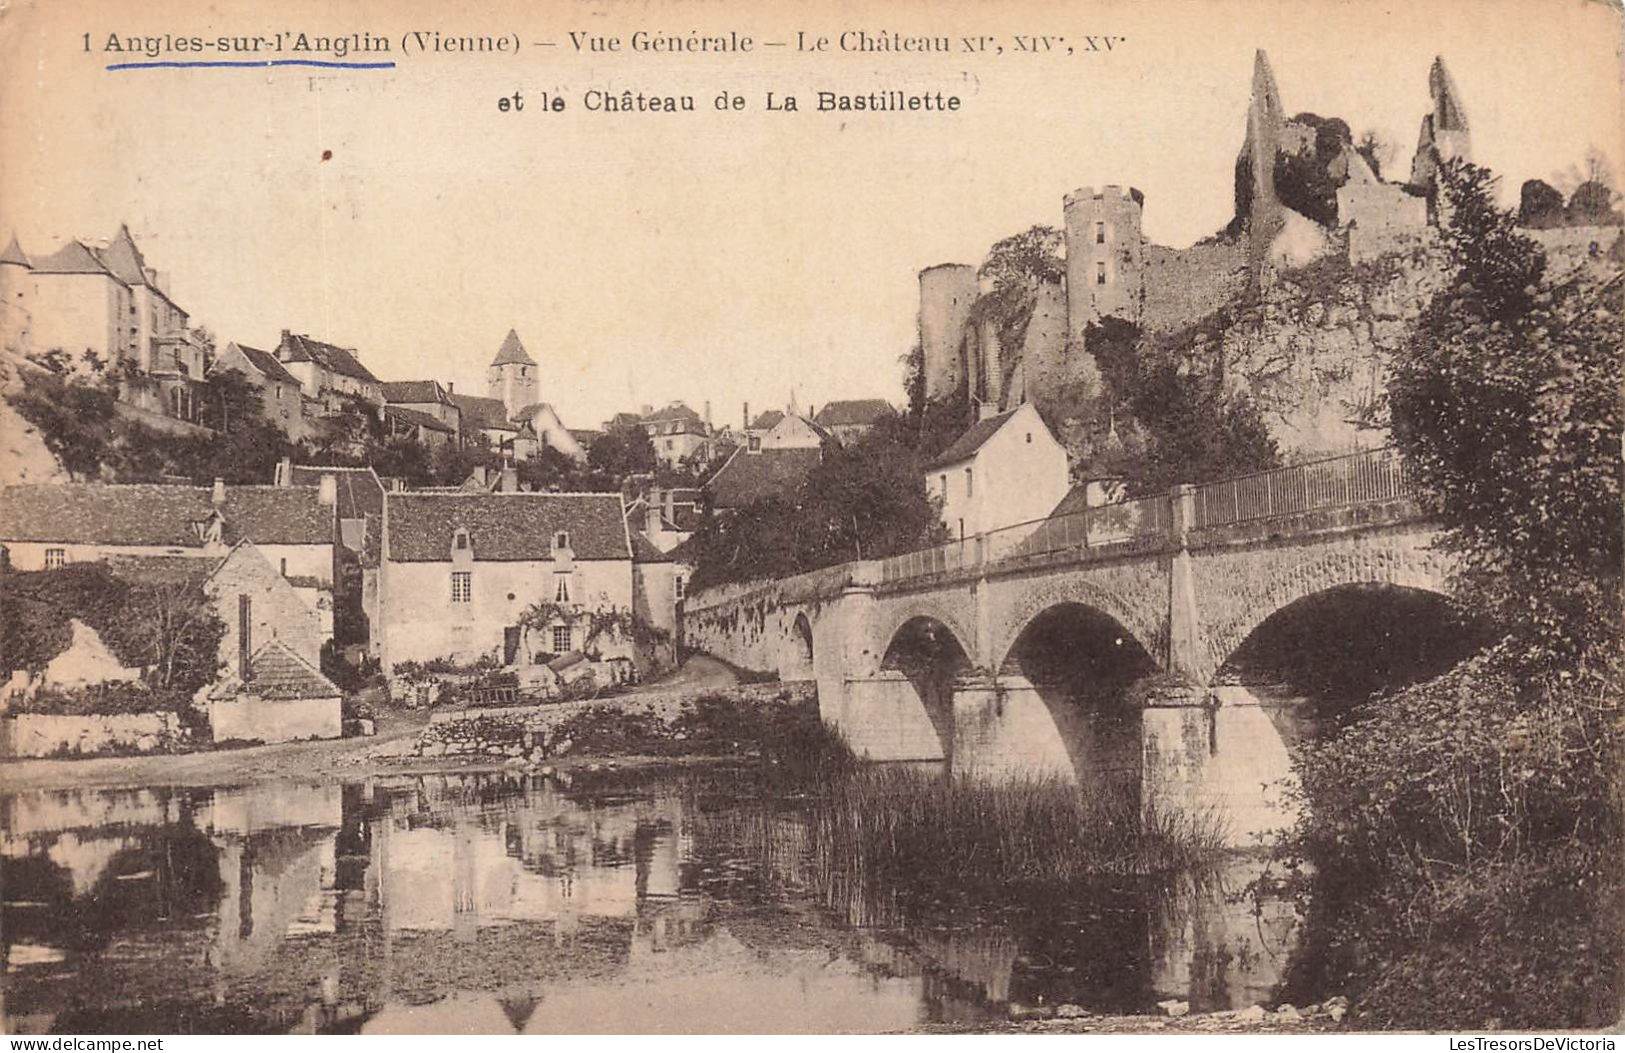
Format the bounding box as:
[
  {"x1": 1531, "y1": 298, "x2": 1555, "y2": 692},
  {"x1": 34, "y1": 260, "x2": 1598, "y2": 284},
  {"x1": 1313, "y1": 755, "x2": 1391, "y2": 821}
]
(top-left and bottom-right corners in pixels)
[{"x1": 924, "y1": 403, "x2": 1071, "y2": 541}]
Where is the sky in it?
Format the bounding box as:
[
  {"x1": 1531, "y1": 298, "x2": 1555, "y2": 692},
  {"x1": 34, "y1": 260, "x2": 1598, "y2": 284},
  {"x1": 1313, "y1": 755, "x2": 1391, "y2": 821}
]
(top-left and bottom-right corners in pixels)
[{"x1": 2, "y1": 0, "x2": 1620, "y2": 432}]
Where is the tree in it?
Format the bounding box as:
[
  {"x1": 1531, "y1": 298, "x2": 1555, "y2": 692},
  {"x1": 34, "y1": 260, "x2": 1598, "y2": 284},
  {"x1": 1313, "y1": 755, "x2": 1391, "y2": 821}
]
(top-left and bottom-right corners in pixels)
[
  {"x1": 970, "y1": 226, "x2": 1064, "y2": 356},
  {"x1": 799, "y1": 425, "x2": 944, "y2": 566},
  {"x1": 1516, "y1": 179, "x2": 1566, "y2": 228},
  {"x1": 1389, "y1": 158, "x2": 1621, "y2": 659},
  {"x1": 7, "y1": 365, "x2": 120, "y2": 480},
  {"x1": 587, "y1": 423, "x2": 658, "y2": 480},
  {"x1": 1354, "y1": 129, "x2": 1390, "y2": 181},
  {"x1": 1087, "y1": 317, "x2": 1279, "y2": 495}
]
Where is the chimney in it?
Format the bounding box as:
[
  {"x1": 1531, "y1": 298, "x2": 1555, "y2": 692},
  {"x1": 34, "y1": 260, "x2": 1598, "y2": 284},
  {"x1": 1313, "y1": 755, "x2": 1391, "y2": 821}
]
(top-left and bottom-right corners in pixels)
[
  {"x1": 977, "y1": 400, "x2": 1000, "y2": 421},
  {"x1": 238, "y1": 593, "x2": 253, "y2": 683},
  {"x1": 212, "y1": 477, "x2": 226, "y2": 506},
  {"x1": 500, "y1": 465, "x2": 518, "y2": 493},
  {"x1": 317, "y1": 473, "x2": 338, "y2": 506},
  {"x1": 646, "y1": 503, "x2": 663, "y2": 538},
  {"x1": 641, "y1": 404, "x2": 653, "y2": 417},
  {"x1": 743, "y1": 402, "x2": 750, "y2": 430},
  {"x1": 280, "y1": 328, "x2": 291, "y2": 342},
  {"x1": 275, "y1": 456, "x2": 292, "y2": 487},
  {"x1": 703, "y1": 400, "x2": 712, "y2": 429},
  {"x1": 446, "y1": 381, "x2": 454, "y2": 394}
]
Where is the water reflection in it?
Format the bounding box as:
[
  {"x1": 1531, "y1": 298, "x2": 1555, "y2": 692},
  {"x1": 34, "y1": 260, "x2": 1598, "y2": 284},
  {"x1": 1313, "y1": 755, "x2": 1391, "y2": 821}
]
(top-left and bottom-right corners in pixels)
[{"x1": 2, "y1": 771, "x2": 1300, "y2": 1034}]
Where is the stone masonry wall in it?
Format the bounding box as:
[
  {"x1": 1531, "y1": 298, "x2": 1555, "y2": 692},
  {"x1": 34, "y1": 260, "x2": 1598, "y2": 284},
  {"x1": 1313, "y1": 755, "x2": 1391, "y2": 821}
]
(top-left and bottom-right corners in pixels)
[{"x1": 412, "y1": 681, "x2": 815, "y2": 761}]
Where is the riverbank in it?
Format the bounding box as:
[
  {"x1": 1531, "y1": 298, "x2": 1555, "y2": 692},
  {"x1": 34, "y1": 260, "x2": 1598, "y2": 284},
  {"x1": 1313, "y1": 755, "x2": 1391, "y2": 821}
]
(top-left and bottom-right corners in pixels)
[
  {"x1": 0, "y1": 656, "x2": 768, "y2": 794},
  {"x1": 914, "y1": 998, "x2": 1349, "y2": 1034}
]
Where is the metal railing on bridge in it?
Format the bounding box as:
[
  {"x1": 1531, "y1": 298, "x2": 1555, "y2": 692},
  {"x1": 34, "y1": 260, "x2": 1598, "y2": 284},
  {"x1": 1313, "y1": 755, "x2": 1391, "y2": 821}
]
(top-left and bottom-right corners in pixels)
[
  {"x1": 1192, "y1": 446, "x2": 1411, "y2": 529},
  {"x1": 877, "y1": 446, "x2": 1415, "y2": 587}
]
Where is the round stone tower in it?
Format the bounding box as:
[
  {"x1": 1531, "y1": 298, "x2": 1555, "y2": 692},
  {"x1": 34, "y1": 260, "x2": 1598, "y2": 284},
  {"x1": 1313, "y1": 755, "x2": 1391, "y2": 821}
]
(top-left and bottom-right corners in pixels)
[
  {"x1": 917, "y1": 263, "x2": 978, "y2": 401},
  {"x1": 1063, "y1": 185, "x2": 1145, "y2": 347},
  {"x1": 0, "y1": 234, "x2": 33, "y2": 351}
]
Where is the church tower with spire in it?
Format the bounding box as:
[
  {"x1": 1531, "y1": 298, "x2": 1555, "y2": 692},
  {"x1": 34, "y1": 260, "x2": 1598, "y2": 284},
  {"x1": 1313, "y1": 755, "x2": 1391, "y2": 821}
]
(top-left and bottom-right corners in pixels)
[{"x1": 486, "y1": 329, "x2": 538, "y2": 419}]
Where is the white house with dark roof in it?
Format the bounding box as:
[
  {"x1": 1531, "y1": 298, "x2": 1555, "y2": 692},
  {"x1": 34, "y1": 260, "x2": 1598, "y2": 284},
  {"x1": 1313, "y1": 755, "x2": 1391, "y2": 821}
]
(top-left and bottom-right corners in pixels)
[
  {"x1": 212, "y1": 342, "x2": 311, "y2": 439},
  {"x1": 924, "y1": 402, "x2": 1070, "y2": 541},
  {"x1": 274, "y1": 330, "x2": 384, "y2": 407},
  {"x1": 377, "y1": 491, "x2": 675, "y2": 672},
  {"x1": 641, "y1": 402, "x2": 712, "y2": 467}
]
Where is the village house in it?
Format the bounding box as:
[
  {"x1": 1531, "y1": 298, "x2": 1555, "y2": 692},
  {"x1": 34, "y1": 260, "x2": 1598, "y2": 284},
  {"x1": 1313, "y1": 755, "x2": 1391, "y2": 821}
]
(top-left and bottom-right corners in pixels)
[
  {"x1": 0, "y1": 481, "x2": 339, "y2": 654},
  {"x1": 757, "y1": 412, "x2": 829, "y2": 451},
  {"x1": 274, "y1": 462, "x2": 386, "y2": 658},
  {"x1": 704, "y1": 445, "x2": 823, "y2": 514},
  {"x1": 626, "y1": 485, "x2": 703, "y2": 553},
  {"x1": 205, "y1": 637, "x2": 343, "y2": 744},
  {"x1": 273, "y1": 330, "x2": 385, "y2": 408},
  {"x1": 382, "y1": 379, "x2": 462, "y2": 434},
  {"x1": 211, "y1": 342, "x2": 312, "y2": 440},
  {"x1": 0, "y1": 225, "x2": 208, "y2": 429},
  {"x1": 383, "y1": 404, "x2": 457, "y2": 447},
  {"x1": 641, "y1": 402, "x2": 712, "y2": 467},
  {"x1": 924, "y1": 403, "x2": 1071, "y2": 541},
  {"x1": 813, "y1": 398, "x2": 894, "y2": 444},
  {"x1": 376, "y1": 491, "x2": 679, "y2": 675}
]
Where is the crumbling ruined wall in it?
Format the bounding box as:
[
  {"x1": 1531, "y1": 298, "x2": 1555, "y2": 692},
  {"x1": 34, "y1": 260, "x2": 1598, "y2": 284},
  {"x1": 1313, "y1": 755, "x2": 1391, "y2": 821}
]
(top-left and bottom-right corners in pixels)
[{"x1": 1141, "y1": 239, "x2": 1250, "y2": 334}]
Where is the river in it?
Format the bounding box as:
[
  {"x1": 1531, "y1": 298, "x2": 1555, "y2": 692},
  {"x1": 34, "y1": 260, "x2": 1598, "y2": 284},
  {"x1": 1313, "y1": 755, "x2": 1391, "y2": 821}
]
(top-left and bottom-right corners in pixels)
[{"x1": 1, "y1": 766, "x2": 1303, "y2": 1034}]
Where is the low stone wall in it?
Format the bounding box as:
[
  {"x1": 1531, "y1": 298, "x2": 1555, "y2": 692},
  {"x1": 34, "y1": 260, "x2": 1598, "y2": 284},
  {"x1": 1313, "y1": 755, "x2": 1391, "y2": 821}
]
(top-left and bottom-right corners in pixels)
[
  {"x1": 2, "y1": 711, "x2": 187, "y2": 758},
  {"x1": 208, "y1": 696, "x2": 341, "y2": 744},
  {"x1": 413, "y1": 681, "x2": 814, "y2": 761}
]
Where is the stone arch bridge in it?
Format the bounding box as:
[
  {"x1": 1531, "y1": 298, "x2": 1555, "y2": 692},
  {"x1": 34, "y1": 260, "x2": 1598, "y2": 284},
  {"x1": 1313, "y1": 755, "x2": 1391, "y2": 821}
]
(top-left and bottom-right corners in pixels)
[{"x1": 682, "y1": 449, "x2": 1453, "y2": 844}]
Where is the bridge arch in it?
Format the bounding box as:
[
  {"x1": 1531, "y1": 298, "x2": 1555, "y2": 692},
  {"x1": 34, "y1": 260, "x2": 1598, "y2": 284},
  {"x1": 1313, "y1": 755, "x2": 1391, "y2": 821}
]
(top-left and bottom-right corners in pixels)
[
  {"x1": 1199, "y1": 537, "x2": 1456, "y2": 684},
  {"x1": 988, "y1": 576, "x2": 1163, "y2": 677},
  {"x1": 874, "y1": 598, "x2": 978, "y2": 675}
]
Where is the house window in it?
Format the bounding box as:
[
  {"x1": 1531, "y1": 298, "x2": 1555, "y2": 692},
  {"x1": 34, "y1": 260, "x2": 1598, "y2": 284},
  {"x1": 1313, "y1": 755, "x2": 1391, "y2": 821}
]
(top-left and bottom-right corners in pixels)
[
  {"x1": 552, "y1": 624, "x2": 573, "y2": 653},
  {"x1": 748, "y1": 435, "x2": 762, "y2": 452},
  {"x1": 451, "y1": 571, "x2": 472, "y2": 603},
  {"x1": 44, "y1": 548, "x2": 66, "y2": 569},
  {"x1": 1096, "y1": 261, "x2": 1107, "y2": 285},
  {"x1": 1025, "y1": 432, "x2": 1033, "y2": 444},
  {"x1": 554, "y1": 574, "x2": 572, "y2": 603},
  {"x1": 965, "y1": 467, "x2": 974, "y2": 497},
  {"x1": 939, "y1": 474, "x2": 947, "y2": 497},
  {"x1": 454, "y1": 529, "x2": 470, "y2": 552},
  {"x1": 553, "y1": 531, "x2": 569, "y2": 551},
  {"x1": 675, "y1": 576, "x2": 686, "y2": 601},
  {"x1": 1095, "y1": 221, "x2": 1106, "y2": 244}
]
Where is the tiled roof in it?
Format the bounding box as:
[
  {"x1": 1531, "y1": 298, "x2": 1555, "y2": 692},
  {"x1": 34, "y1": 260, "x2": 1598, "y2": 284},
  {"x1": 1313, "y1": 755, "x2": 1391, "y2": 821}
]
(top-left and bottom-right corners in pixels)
[
  {"x1": 104, "y1": 553, "x2": 220, "y2": 584},
  {"x1": 277, "y1": 333, "x2": 380, "y2": 385},
  {"x1": 704, "y1": 447, "x2": 821, "y2": 510},
  {"x1": 287, "y1": 465, "x2": 383, "y2": 520},
  {"x1": 1, "y1": 235, "x2": 29, "y2": 268},
  {"x1": 97, "y1": 226, "x2": 149, "y2": 286},
  {"x1": 385, "y1": 404, "x2": 456, "y2": 434},
  {"x1": 924, "y1": 409, "x2": 1018, "y2": 469},
  {"x1": 451, "y1": 394, "x2": 517, "y2": 432},
  {"x1": 568, "y1": 429, "x2": 602, "y2": 448},
  {"x1": 749, "y1": 410, "x2": 785, "y2": 431},
  {"x1": 630, "y1": 530, "x2": 671, "y2": 563},
  {"x1": 30, "y1": 241, "x2": 115, "y2": 277},
  {"x1": 643, "y1": 403, "x2": 703, "y2": 424},
  {"x1": 814, "y1": 399, "x2": 893, "y2": 427},
  {"x1": 225, "y1": 343, "x2": 299, "y2": 386},
  {"x1": 1048, "y1": 485, "x2": 1093, "y2": 520},
  {"x1": 211, "y1": 639, "x2": 341, "y2": 701},
  {"x1": 0, "y1": 484, "x2": 334, "y2": 548},
  {"x1": 384, "y1": 492, "x2": 631, "y2": 562},
  {"x1": 491, "y1": 329, "x2": 535, "y2": 367},
  {"x1": 382, "y1": 380, "x2": 449, "y2": 405}
]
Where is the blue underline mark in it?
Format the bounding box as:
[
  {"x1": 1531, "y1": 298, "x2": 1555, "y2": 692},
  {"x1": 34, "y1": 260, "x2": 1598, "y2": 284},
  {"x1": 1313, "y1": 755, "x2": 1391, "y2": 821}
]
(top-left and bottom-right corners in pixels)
[{"x1": 106, "y1": 59, "x2": 396, "y2": 71}]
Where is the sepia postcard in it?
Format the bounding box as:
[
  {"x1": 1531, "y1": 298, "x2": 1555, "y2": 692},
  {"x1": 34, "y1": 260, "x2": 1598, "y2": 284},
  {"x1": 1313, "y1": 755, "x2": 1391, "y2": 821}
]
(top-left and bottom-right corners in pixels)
[{"x1": 0, "y1": 0, "x2": 1621, "y2": 1040}]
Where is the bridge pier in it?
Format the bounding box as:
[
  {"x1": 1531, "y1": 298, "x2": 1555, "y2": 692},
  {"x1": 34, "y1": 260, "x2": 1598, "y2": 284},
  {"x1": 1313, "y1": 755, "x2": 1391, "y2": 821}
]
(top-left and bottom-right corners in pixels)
[
  {"x1": 828, "y1": 672, "x2": 949, "y2": 762},
  {"x1": 949, "y1": 675, "x2": 1076, "y2": 783},
  {"x1": 1140, "y1": 683, "x2": 1300, "y2": 849}
]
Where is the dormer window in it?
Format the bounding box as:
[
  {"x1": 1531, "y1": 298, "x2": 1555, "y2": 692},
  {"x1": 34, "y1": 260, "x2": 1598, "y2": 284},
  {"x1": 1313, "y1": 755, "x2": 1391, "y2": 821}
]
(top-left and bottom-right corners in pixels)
[
  {"x1": 453, "y1": 528, "x2": 471, "y2": 552},
  {"x1": 553, "y1": 531, "x2": 570, "y2": 552}
]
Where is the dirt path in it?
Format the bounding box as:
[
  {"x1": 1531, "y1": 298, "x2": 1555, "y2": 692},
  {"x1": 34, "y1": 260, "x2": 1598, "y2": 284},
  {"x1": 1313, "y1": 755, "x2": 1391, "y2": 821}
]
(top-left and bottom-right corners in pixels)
[{"x1": 0, "y1": 658, "x2": 746, "y2": 795}]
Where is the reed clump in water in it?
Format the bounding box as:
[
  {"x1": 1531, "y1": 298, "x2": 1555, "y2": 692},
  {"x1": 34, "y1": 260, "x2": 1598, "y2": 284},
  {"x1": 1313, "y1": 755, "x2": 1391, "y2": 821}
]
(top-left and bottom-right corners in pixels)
[{"x1": 811, "y1": 764, "x2": 1228, "y2": 886}]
